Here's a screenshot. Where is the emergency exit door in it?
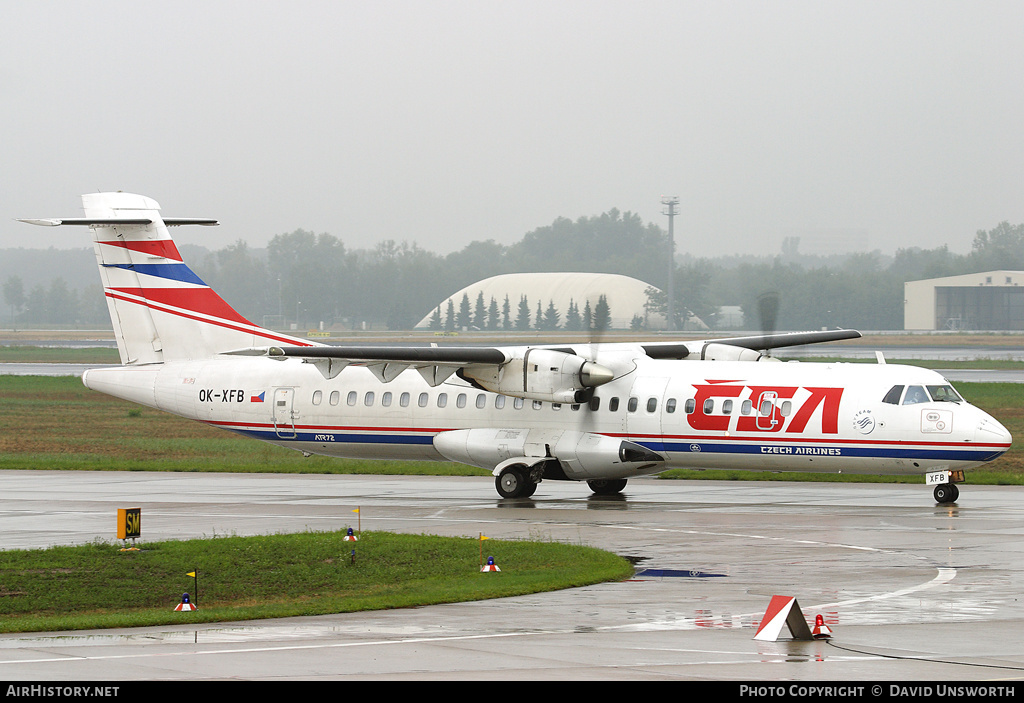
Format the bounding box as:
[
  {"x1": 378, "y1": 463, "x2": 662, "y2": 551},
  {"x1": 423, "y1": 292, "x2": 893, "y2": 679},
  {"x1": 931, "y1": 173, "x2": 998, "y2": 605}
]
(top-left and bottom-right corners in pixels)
[{"x1": 272, "y1": 387, "x2": 297, "y2": 438}]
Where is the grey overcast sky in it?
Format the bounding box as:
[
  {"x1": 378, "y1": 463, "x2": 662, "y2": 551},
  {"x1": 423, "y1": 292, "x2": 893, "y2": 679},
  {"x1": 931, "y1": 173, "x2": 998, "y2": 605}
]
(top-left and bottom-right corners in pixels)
[{"x1": 3, "y1": 1, "x2": 1023, "y2": 258}]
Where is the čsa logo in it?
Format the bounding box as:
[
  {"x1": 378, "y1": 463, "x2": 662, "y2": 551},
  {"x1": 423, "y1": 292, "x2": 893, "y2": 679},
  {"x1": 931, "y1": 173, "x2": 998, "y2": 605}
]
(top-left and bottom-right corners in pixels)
[{"x1": 686, "y1": 381, "x2": 843, "y2": 435}]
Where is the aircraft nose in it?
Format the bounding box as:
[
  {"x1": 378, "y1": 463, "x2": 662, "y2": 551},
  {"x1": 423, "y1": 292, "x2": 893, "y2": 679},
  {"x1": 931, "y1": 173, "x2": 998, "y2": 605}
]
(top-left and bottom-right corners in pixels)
[{"x1": 976, "y1": 411, "x2": 1013, "y2": 454}]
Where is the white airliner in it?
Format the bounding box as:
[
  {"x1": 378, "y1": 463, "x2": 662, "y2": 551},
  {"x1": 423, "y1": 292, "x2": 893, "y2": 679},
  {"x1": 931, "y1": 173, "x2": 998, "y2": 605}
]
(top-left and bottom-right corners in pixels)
[{"x1": 21, "y1": 193, "x2": 1012, "y2": 503}]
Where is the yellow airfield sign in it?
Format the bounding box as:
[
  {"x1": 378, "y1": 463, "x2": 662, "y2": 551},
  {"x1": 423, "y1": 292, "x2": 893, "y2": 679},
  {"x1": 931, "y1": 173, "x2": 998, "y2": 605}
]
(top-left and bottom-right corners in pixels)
[{"x1": 117, "y1": 507, "x2": 141, "y2": 540}]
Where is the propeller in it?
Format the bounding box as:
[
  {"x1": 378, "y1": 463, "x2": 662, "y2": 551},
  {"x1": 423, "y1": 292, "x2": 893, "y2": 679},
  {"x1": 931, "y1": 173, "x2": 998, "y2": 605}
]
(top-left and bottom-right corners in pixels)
[
  {"x1": 756, "y1": 291, "x2": 780, "y2": 355},
  {"x1": 570, "y1": 296, "x2": 607, "y2": 406}
]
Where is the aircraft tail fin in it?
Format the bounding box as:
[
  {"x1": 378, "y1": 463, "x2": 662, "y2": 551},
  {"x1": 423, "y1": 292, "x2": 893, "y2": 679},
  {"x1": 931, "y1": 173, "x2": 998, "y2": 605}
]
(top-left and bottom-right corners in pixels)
[{"x1": 23, "y1": 192, "x2": 313, "y2": 364}]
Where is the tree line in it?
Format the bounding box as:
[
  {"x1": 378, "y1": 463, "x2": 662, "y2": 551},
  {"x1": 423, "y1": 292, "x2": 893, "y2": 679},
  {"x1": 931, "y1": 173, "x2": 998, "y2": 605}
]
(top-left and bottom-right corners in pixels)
[
  {"x1": 3, "y1": 216, "x2": 1023, "y2": 332},
  {"x1": 426, "y1": 292, "x2": 613, "y2": 332}
]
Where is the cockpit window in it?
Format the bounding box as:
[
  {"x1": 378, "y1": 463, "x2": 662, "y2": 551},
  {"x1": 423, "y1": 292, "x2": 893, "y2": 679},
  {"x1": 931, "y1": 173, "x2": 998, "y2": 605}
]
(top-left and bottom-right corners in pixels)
[
  {"x1": 902, "y1": 386, "x2": 929, "y2": 405},
  {"x1": 926, "y1": 384, "x2": 962, "y2": 403},
  {"x1": 882, "y1": 385, "x2": 904, "y2": 405}
]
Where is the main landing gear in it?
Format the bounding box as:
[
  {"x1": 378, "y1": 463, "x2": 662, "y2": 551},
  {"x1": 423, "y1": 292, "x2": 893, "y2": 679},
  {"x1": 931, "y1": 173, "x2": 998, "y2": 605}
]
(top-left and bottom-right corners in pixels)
[
  {"x1": 494, "y1": 465, "x2": 629, "y2": 499},
  {"x1": 495, "y1": 464, "x2": 537, "y2": 499},
  {"x1": 587, "y1": 479, "x2": 627, "y2": 496}
]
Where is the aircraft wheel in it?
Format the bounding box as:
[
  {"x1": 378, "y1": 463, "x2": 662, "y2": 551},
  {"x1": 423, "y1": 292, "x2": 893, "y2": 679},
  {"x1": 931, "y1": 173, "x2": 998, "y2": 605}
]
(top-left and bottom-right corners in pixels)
[
  {"x1": 588, "y1": 478, "x2": 628, "y2": 495},
  {"x1": 496, "y1": 465, "x2": 530, "y2": 499},
  {"x1": 933, "y1": 483, "x2": 958, "y2": 504}
]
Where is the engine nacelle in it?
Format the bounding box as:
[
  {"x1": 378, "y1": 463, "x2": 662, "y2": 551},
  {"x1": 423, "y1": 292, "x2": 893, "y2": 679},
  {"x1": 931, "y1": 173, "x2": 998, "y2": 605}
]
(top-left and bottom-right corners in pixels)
[
  {"x1": 460, "y1": 348, "x2": 614, "y2": 404},
  {"x1": 433, "y1": 428, "x2": 664, "y2": 481},
  {"x1": 699, "y1": 343, "x2": 766, "y2": 361}
]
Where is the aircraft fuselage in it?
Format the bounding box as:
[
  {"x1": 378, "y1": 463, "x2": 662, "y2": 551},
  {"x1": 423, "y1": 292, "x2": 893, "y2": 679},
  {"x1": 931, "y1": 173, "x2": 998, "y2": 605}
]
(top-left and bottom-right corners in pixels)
[
  {"x1": 83, "y1": 353, "x2": 1010, "y2": 482},
  {"x1": 24, "y1": 191, "x2": 1011, "y2": 502}
]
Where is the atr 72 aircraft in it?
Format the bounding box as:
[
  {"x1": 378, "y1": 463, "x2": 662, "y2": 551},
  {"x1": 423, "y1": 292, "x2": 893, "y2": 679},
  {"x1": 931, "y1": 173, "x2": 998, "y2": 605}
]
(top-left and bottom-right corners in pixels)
[{"x1": 21, "y1": 193, "x2": 1012, "y2": 503}]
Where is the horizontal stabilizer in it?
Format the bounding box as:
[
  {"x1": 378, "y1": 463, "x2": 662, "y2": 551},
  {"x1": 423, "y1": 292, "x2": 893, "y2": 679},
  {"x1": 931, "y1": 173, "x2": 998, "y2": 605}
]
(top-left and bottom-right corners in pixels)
[{"x1": 18, "y1": 218, "x2": 217, "y2": 227}]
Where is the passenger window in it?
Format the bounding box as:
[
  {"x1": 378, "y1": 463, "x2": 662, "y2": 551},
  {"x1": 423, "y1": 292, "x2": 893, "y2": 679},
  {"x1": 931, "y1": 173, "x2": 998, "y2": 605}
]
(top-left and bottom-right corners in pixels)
[
  {"x1": 495, "y1": 395, "x2": 506, "y2": 409},
  {"x1": 476, "y1": 394, "x2": 486, "y2": 409},
  {"x1": 589, "y1": 396, "x2": 601, "y2": 411},
  {"x1": 882, "y1": 385, "x2": 904, "y2": 405},
  {"x1": 722, "y1": 399, "x2": 732, "y2": 415},
  {"x1": 647, "y1": 397, "x2": 657, "y2": 413},
  {"x1": 330, "y1": 390, "x2": 340, "y2": 406},
  {"x1": 781, "y1": 401, "x2": 792, "y2": 416},
  {"x1": 382, "y1": 392, "x2": 392, "y2": 407},
  {"x1": 552, "y1": 403, "x2": 561, "y2": 411},
  {"x1": 364, "y1": 392, "x2": 374, "y2": 406},
  {"x1": 627, "y1": 397, "x2": 638, "y2": 412},
  {"x1": 684, "y1": 398, "x2": 695, "y2": 414},
  {"x1": 312, "y1": 390, "x2": 322, "y2": 405},
  {"x1": 400, "y1": 392, "x2": 410, "y2": 407},
  {"x1": 759, "y1": 400, "x2": 772, "y2": 416},
  {"x1": 609, "y1": 397, "x2": 620, "y2": 412},
  {"x1": 532, "y1": 400, "x2": 543, "y2": 410},
  {"x1": 456, "y1": 393, "x2": 466, "y2": 409},
  {"x1": 703, "y1": 398, "x2": 714, "y2": 414},
  {"x1": 514, "y1": 397, "x2": 524, "y2": 409},
  {"x1": 741, "y1": 399, "x2": 752, "y2": 415},
  {"x1": 347, "y1": 391, "x2": 357, "y2": 406},
  {"x1": 418, "y1": 392, "x2": 428, "y2": 407},
  {"x1": 903, "y1": 386, "x2": 928, "y2": 405},
  {"x1": 571, "y1": 404, "x2": 580, "y2": 411},
  {"x1": 437, "y1": 393, "x2": 448, "y2": 408},
  {"x1": 666, "y1": 398, "x2": 677, "y2": 413}
]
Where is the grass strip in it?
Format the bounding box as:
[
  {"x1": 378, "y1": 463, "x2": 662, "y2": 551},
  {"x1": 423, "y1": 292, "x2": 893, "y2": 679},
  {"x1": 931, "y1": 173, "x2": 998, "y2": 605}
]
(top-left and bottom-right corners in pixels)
[
  {"x1": 0, "y1": 530, "x2": 633, "y2": 633},
  {"x1": 0, "y1": 345, "x2": 121, "y2": 364}
]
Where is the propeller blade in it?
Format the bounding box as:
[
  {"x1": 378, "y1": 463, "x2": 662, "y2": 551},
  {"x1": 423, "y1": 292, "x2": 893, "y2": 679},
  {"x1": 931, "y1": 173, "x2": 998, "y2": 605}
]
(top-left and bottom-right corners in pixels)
[{"x1": 758, "y1": 291, "x2": 780, "y2": 336}]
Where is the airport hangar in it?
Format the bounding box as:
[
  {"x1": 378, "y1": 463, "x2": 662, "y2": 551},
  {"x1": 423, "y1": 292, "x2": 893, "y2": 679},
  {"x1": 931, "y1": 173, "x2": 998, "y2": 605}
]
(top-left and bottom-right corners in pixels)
[
  {"x1": 904, "y1": 270, "x2": 1024, "y2": 331},
  {"x1": 415, "y1": 271, "x2": 708, "y2": 331}
]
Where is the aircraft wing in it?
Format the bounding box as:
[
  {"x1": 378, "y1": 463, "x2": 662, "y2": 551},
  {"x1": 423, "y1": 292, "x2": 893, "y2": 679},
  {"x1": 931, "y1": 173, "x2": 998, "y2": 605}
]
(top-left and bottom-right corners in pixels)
[
  {"x1": 229, "y1": 327, "x2": 861, "y2": 367},
  {"x1": 224, "y1": 343, "x2": 616, "y2": 402},
  {"x1": 640, "y1": 328, "x2": 862, "y2": 360},
  {"x1": 225, "y1": 344, "x2": 515, "y2": 386},
  {"x1": 228, "y1": 344, "x2": 508, "y2": 365},
  {"x1": 224, "y1": 328, "x2": 861, "y2": 401}
]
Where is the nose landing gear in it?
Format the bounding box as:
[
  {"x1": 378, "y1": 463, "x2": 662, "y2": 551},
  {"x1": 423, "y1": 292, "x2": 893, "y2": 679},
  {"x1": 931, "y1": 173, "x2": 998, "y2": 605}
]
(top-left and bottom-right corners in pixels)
[
  {"x1": 933, "y1": 482, "x2": 959, "y2": 504},
  {"x1": 928, "y1": 469, "x2": 964, "y2": 504}
]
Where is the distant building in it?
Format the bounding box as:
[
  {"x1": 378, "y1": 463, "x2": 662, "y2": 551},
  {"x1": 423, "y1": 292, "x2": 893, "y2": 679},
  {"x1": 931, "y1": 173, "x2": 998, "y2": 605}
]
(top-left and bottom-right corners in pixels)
[
  {"x1": 416, "y1": 272, "x2": 707, "y2": 330},
  {"x1": 904, "y1": 270, "x2": 1024, "y2": 330},
  {"x1": 715, "y1": 305, "x2": 745, "y2": 329}
]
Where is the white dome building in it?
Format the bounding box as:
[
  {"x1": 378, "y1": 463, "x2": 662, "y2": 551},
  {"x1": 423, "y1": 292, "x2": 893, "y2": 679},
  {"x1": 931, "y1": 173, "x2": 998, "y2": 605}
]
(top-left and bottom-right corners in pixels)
[{"x1": 416, "y1": 272, "x2": 705, "y2": 330}]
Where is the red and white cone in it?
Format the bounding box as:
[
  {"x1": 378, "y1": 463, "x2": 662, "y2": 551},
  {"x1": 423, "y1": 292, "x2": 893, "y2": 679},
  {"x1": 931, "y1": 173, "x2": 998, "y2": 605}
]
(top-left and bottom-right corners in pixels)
[
  {"x1": 481, "y1": 556, "x2": 501, "y2": 572},
  {"x1": 174, "y1": 593, "x2": 197, "y2": 611},
  {"x1": 812, "y1": 614, "x2": 832, "y2": 639}
]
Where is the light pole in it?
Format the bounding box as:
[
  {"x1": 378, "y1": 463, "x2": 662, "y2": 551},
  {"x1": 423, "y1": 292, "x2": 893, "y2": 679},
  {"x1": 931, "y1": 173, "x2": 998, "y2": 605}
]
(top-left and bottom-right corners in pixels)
[{"x1": 661, "y1": 196, "x2": 679, "y2": 331}]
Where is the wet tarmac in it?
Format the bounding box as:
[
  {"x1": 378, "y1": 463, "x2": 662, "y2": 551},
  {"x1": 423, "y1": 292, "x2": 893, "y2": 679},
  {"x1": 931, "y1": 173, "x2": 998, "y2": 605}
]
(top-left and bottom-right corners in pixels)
[{"x1": 1, "y1": 472, "x2": 1022, "y2": 682}]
